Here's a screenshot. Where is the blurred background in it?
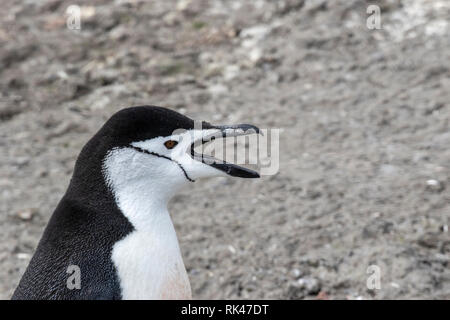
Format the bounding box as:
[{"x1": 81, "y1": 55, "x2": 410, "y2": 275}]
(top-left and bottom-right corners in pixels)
[{"x1": 0, "y1": 0, "x2": 449, "y2": 299}]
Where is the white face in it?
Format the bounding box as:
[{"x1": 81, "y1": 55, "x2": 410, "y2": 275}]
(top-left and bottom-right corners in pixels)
[
  {"x1": 131, "y1": 128, "x2": 229, "y2": 180},
  {"x1": 102, "y1": 128, "x2": 227, "y2": 205}
]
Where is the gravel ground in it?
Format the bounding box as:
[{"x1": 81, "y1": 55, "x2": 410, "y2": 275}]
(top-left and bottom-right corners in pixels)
[{"x1": 1, "y1": 0, "x2": 449, "y2": 299}]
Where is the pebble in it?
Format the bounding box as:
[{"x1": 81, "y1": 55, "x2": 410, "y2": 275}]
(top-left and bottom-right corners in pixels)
[
  {"x1": 16, "y1": 253, "x2": 31, "y2": 260},
  {"x1": 296, "y1": 277, "x2": 321, "y2": 294},
  {"x1": 248, "y1": 48, "x2": 263, "y2": 64},
  {"x1": 426, "y1": 179, "x2": 444, "y2": 192},
  {"x1": 291, "y1": 268, "x2": 303, "y2": 278},
  {"x1": 16, "y1": 208, "x2": 38, "y2": 221}
]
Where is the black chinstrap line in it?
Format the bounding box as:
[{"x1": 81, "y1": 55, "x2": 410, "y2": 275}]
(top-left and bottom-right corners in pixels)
[{"x1": 129, "y1": 145, "x2": 195, "y2": 183}]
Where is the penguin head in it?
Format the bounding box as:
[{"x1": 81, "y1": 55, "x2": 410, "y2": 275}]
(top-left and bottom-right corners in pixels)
[{"x1": 87, "y1": 106, "x2": 260, "y2": 204}]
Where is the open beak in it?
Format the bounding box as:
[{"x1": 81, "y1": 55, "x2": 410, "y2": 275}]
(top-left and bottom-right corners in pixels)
[{"x1": 190, "y1": 124, "x2": 261, "y2": 178}]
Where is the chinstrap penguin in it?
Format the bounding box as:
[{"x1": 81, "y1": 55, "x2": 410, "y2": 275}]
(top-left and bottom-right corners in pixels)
[{"x1": 12, "y1": 106, "x2": 260, "y2": 300}]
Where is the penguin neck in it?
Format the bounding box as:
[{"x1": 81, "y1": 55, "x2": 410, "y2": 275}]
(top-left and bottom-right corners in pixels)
[
  {"x1": 115, "y1": 185, "x2": 172, "y2": 231},
  {"x1": 111, "y1": 178, "x2": 182, "y2": 250}
]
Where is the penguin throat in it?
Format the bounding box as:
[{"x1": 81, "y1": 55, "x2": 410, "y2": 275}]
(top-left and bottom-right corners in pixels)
[{"x1": 102, "y1": 147, "x2": 192, "y2": 219}]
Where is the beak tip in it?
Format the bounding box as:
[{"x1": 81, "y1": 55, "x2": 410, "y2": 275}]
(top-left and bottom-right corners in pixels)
[{"x1": 246, "y1": 124, "x2": 262, "y2": 136}]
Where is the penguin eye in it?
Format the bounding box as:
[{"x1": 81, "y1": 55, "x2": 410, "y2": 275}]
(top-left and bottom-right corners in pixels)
[{"x1": 164, "y1": 140, "x2": 178, "y2": 149}]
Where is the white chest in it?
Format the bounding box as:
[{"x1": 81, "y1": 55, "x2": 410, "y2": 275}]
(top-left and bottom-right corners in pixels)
[{"x1": 112, "y1": 225, "x2": 192, "y2": 300}]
